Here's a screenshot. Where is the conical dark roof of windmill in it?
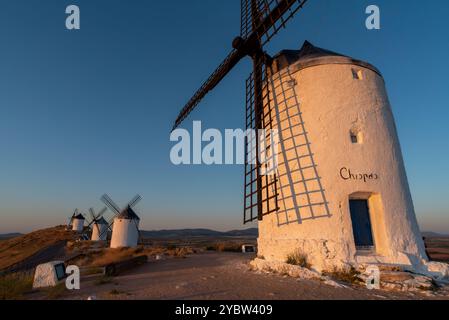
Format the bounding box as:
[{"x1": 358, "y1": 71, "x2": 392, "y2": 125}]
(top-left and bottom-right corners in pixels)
[
  {"x1": 74, "y1": 214, "x2": 85, "y2": 220},
  {"x1": 117, "y1": 206, "x2": 140, "y2": 220},
  {"x1": 272, "y1": 40, "x2": 381, "y2": 76}
]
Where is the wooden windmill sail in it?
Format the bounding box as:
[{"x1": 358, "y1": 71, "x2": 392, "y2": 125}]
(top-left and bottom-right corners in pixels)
[{"x1": 172, "y1": 0, "x2": 309, "y2": 223}]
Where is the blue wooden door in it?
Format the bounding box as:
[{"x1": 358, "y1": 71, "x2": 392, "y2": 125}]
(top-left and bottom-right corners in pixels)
[{"x1": 349, "y1": 200, "x2": 374, "y2": 249}]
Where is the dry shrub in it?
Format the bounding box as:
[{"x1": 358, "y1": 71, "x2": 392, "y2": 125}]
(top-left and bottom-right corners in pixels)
[
  {"x1": 286, "y1": 249, "x2": 311, "y2": 269},
  {"x1": 323, "y1": 266, "x2": 361, "y2": 285},
  {"x1": 91, "y1": 247, "x2": 141, "y2": 267},
  {"x1": 0, "y1": 272, "x2": 33, "y2": 300},
  {"x1": 141, "y1": 246, "x2": 194, "y2": 258},
  {"x1": 43, "y1": 282, "x2": 67, "y2": 300},
  {"x1": 141, "y1": 247, "x2": 168, "y2": 256},
  {"x1": 74, "y1": 256, "x2": 94, "y2": 267},
  {"x1": 66, "y1": 245, "x2": 196, "y2": 269},
  {"x1": 171, "y1": 247, "x2": 193, "y2": 258},
  {"x1": 94, "y1": 276, "x2": 113, "y2": 286},
  {"x1": 67, "y1": 240, "x2": 107, "y2": 255},
  {"x1": 109, "y1": 289, "x2": 125, "y2": 296},
  {"x1": 83, "y1": 267, "x2": 104, "y2": 276}
]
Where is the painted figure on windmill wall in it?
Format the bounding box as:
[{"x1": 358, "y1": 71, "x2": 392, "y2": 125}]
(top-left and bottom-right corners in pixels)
[
  {"x1": 171, "y1": 0, "x2": 448, "y2": 278},
  {"x1": 101, "y1": 194, "x2": 142, "y2": 249}
]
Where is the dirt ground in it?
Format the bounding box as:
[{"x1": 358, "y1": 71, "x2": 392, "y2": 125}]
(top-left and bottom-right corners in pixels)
[{"x1": 31, "y1": 252, "x2": 448, "y2": 301}]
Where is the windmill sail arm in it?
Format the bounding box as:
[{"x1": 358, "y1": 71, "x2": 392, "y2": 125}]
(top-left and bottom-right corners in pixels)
[
  {"x1": 173, "y1": 49, "x2": 245, "y2": 130},
  {"x1": 98, "y1": 207, "x2": 108, "y2": 216},
  {"x1": 245, "y1": 0, "x2": 309, "y2": 46},
  {"x1": 101, "y1": 194, "x2": 121, "y2": 214},
  {"x1": 128, "y1": 195, "x2": 142, "y2": 208}
]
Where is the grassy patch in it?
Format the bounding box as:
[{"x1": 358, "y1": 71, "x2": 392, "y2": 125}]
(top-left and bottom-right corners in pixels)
[
  {"x1": 90, "y1": 247, "x2": 143, "y2": 267},
  {"x1": 65, "y1": 244, "x2": 196, "y2": 269},
  {"x1": 286, "y1": 249, "x2": 311, "y2": 269},
  {"x1": 109, "y1": 289, "x2": 125, "y2": 295},
  {"x1": 0, "y1": 272, "x2": 33, "y2": 300},
  {"x1": 83, "y1": 267, "x2": 104, "y2": 276},
  {"x1": 43, "y1": 282, "x2": 67, "y2": 300}
]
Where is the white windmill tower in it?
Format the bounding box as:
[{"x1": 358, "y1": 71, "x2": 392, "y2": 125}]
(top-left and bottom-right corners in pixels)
[
  {"x1": 100, "y1": 194, "x2": 142, "y2": 249},
  {"x1": 87, "y1": 207, "x2": 109, "y2": 241},
  {"x1": 71, "y1": 210, "x2": 85, "y2": 233}
]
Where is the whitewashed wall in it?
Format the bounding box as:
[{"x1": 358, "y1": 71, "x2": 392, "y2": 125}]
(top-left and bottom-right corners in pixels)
[
  {"x1": 72, "y1": 219, "x2": 84, "y2": 233},
  {"x1": 91, "y1": 223, "x2": 108, "y2": 241},
  {"x1": 258, "y1": 61, "x2": 427, "y2": 272},
  {"x1": 110, "y1": 218, "x2": 139, "y2": 248}
]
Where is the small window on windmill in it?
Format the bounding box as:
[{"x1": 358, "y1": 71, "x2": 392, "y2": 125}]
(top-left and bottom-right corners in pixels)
[
  {"x1": 350, "y1": 130, "x2": 363, "y2": 144},
  {"x1": 352, "y1": 69, "x2": 363, "y2": 80}
]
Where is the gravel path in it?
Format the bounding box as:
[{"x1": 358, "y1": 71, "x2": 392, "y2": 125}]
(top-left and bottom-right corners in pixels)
[{"x1": 58, "y1": 252, "x2": 448, "y2": 300}]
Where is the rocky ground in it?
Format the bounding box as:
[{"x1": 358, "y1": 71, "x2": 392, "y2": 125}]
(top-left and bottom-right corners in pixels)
[
  {"x1": 2, "y1": 230, "x2": 448, "y2": 300},
  {"x1": 28, "y1": 252, "x2": 449, "y2": 300}
]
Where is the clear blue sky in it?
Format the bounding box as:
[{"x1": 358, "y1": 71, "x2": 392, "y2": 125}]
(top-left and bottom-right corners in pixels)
[{"x1": 0, "y1": 0, "x2": 448, "y2": 233}]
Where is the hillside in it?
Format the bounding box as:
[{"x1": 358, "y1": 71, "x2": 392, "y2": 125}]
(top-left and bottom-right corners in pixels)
[{"x1": 0, "y1": 226, "x2": 77, "y2": 270}]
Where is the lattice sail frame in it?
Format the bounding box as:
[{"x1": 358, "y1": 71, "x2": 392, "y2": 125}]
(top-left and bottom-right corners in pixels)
[
  {"x1": 241, "y1": 0, "x2": 308, "y2": 45},
  {"x1": 242, "y1": 0, "x2": 309, "y2": 224},
  {"x1": 244, "y1": 61, "x2": 280, "y2": 224}
]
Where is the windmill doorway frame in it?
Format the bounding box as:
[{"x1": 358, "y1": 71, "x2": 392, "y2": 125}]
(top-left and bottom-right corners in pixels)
[{"x1": 348, "y1": 192, "x2": 389, "y2": 257}]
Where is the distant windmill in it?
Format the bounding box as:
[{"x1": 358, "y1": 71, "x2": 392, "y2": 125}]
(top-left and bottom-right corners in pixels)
[
  {"x1": 70, "y1": 210, "x2": 85, "y2": 233},
  {"x1": 100, "y1": 194, "x2": 142, "y2": 248},
  {"x1": 67, "y1": 209, "x2": 79, "y2": 229},
  {"x1": 87, "y1": 207, "x2": 109, "y2": 241}
]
